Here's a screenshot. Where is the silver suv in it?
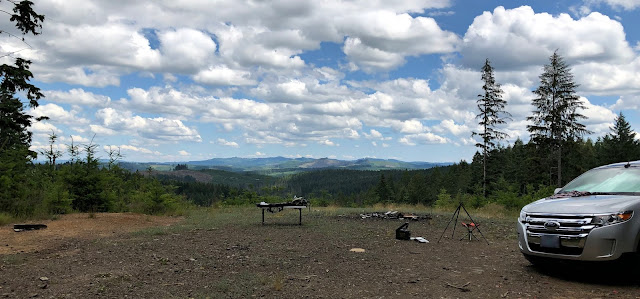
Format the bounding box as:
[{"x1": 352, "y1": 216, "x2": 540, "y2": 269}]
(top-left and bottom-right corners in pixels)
[{"x1": 517, "y1": 161, "x2": 640, "y2": 263}]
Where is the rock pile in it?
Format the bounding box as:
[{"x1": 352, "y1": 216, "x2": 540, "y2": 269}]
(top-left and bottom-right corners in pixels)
[{"x1": 360, "y1": 210, "x2": 431, "y2": 221}]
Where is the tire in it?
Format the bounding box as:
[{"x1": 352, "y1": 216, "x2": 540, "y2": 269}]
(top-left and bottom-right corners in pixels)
[{"x1": 618, "y1": 252, "x2": 640, "y2": 266}]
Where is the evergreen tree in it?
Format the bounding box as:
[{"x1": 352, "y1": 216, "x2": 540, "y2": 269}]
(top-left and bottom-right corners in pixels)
[
  {"x1": 508, "y1": 138, "x2": 533, "y2": 191},
  {"x1": 105, "y1": 146, "x2": 123, "y2": 170},
  {"x1": 598, "y1": 112, "x2": 640, "y2": 164},
  {"x1": 375, "y1": 174, "x2": 391, "y2": 202},
  {"x1": 0, "y1": 1, "x2": 45, "y2": 213},
  {"x1": 472, "y1": 58, "x2": 511, "y2": 197},
  {"x1": 39, "y1": 132, "x2": 63, "y2": 170},
  {"x1": 174, "y1": 164, "x2": 189, "y2": 171},
  {"x1": 0, "y1": 0, "x2": 45, "y2": 152},
  {"x1": 407, "y1": 172, "x2": 426, "y2": 204},
  {"x1": 527, "y1": 51, "x2": 591, "y2": 187}
]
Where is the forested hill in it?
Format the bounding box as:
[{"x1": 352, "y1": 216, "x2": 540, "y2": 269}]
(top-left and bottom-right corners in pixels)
[
  {"x1": 151, "y1": 165, "x2": 467, "y2": 207},
  {"x1": 120, "y1": 157, "x2": 451, "y2": 173},
  {"x1": 153, "y1": 169, "x2": 275, "y2": 188},
  {"x1": 152, "y1": 130, "x2": 640, "y2": 209},
  {"x1": 284, "y1": 169, "x2": 433, "y2": 196}
]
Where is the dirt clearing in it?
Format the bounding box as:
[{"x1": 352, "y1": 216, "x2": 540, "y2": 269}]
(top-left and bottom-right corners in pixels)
[
  {"x1": 0, "y1": 213, "x2": 180, "y2": 255},
  {"x1": 1, "y1": 208, "x2": 639, "y2": 298}
]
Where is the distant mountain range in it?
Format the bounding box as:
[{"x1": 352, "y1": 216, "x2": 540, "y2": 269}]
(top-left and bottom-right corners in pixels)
[{"x1": 119, "y1": 157, "x2": 452, "y2": 173}]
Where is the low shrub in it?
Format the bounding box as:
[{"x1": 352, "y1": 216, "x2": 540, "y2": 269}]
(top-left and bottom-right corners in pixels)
[{"x1": 0, "y1": 212, "x2": 13, "y2": 226}]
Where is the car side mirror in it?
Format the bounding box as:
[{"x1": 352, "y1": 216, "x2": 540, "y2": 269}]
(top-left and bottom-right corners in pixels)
[{"x1": 554, "y1": 188, "x2": 562, "y2": 194}]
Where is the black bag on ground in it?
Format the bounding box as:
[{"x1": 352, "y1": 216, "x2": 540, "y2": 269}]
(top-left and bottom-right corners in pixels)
[{"x1": 395, "y1": 222, "x2": 410, "y2": 240}]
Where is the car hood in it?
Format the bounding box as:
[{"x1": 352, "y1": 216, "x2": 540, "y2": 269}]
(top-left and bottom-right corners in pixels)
[{"x1": 523, "y1": 195, "x2": 640, "y2": 214}]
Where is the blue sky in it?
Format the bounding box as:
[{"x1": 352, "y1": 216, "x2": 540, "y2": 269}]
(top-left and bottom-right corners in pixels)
[{"x1": 3, "y1": 0, "x2": 640, "y2": 162}]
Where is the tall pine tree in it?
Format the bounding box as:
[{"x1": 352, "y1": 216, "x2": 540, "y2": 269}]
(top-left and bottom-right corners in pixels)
[
  {"x1": 0, "y1": 0, "x2": 45, "y2": 156},
  {"x1": 472, "y1": 58, "x2": 511, "y2": 197},
  {"x1": 527, "y1": 51, "x2": 590, "y2": 187},
  {"x1": 597, "y1": 112, "x2": 639, "y2": 164},
  {"x1": 0, "y1": 1, "x2": 45, "y2": 213},
  {"x1": 375, "y1": 174, "x2": 391, "y2": 203}
]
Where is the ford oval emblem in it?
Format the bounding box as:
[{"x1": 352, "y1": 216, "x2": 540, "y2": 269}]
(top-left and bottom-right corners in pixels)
[{"x1": 544, "y1": 221, "x2": 560, "y2": 230}]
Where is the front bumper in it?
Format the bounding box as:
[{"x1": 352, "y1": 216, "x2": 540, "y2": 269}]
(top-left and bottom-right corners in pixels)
[{"x1": 517, "y1": 220, "x2": 637, "y2": 261}]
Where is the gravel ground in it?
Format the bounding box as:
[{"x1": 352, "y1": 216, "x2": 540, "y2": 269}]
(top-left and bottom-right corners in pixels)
[{"x1": 1, "y1": 208, "x2": 639, "y2": 298}]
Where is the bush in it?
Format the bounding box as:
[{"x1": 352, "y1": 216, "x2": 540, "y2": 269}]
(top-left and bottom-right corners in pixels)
[
  {"x1": 42, "y1": 182, "x2": 72, "y2": 215},
  {"x1": 128, "y1": 186, "x2": 186, "y2": 215},
  {"x1": 0, "y1": 212, "x2": 13, "y2": 226},
  {"x1": 491, "y1": 183, "x2": 555, "y2": 211},
  {"x1": 434, "y1": 188, "x2": 454, "y2": 209},
  {"x1": 309, "y1": 197, "x2": 330, "y2": 207},
  {"x1": 493, "y1": 188, "x2": 523, "y2": 210},
  {"x1": 520, "y1": 184, "x2": 556, "y2": 205}
]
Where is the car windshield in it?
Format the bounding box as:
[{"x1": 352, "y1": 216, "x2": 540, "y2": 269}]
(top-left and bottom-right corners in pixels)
[{"x1": 560, "y1": 166, "x2": 640, "y2": 193}]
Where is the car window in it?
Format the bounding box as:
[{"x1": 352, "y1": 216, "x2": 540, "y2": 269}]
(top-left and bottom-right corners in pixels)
[{"x1": 561, "y1": 167, "x2": 640, "y2": 193}]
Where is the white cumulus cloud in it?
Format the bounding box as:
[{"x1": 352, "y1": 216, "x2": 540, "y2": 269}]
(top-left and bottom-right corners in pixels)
[
  {"x1": 461, "y1": 6, "x2": 635, "y2": 70},
  {"x1": 193, "y1": 66, "x2": 256, "y2": 86},
  {"x1": 44, "y1": 88, "x2": 112, "y2": 107},
  {"x1": 217, "y1": 138, "x2": 239, "y2": 147},
  {"x1": 93, "y1": 108, "x2": 202, "y2": 142}
]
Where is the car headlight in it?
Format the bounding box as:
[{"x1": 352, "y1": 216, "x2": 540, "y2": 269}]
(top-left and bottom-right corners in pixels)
[
  {"x1": 518, "y1": 210, "x2": 527, "y2": 223},
  {"x1": 591, "y1": 211, "x2": 633, "y2": 226}
]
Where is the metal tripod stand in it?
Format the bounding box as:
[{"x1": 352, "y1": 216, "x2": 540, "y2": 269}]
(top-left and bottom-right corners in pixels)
[{"x1": 437, "y1": 202, "x2": 489, "y2": 244}]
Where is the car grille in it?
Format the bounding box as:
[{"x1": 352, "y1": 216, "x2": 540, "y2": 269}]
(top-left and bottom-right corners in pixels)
[{"x1": 523, "y1": 213, "x2": 597, "y2": 255}]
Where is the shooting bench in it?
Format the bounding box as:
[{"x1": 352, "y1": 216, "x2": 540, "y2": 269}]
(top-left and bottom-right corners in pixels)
[{"x1": 256, "y1": 197, "x2": 309, "y2": 225}]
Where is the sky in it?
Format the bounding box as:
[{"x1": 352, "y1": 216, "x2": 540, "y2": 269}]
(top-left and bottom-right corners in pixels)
[{"x1": 2, "y1": 0, "x2": 640, "y2": 163}]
